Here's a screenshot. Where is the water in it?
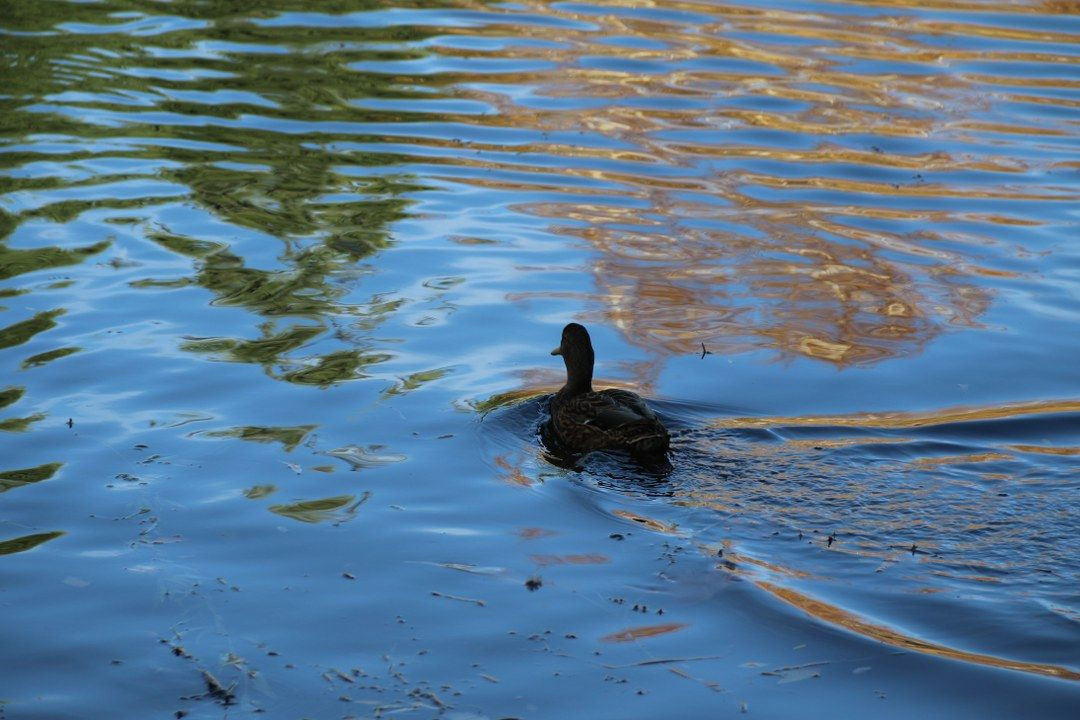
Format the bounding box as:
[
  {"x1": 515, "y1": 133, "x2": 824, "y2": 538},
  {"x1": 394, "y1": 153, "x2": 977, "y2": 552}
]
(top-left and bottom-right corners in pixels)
[{"x1": 1, "y1": 0, "x2": 1078, "y2": 717}]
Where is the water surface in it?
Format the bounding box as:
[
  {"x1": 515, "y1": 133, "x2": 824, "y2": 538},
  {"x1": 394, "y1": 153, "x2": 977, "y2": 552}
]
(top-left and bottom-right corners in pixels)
[{"x1": 1, "y1": 0, "x2": 1078, "y2": 717}]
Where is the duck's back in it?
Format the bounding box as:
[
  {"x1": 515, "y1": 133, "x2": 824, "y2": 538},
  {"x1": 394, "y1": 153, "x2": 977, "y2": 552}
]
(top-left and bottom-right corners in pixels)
[{"x1": 550, "y1": 388, "x2": 669, "y2": 456}]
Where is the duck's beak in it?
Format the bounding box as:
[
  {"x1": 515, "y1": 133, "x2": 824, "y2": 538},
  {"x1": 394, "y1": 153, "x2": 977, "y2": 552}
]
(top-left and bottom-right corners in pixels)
[{"x1": 550, "y1": 346, "x2": 562, "y2": 356}]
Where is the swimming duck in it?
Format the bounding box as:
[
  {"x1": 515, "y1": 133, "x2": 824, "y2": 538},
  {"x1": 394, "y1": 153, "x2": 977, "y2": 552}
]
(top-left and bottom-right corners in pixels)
[{"x1": 547, "y1": 323, "x2": 670, "y2": 458}]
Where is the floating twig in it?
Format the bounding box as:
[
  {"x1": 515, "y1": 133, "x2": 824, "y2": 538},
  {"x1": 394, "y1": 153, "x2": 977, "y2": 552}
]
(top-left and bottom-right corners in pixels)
[
  {"x1": 602, "y1": 654, "x2": 726, "y2": 669},
  {"x1": 430, "y1": 591, "x2": 485, "y2": 607},
  {"x1": 669, "y1": 666, "x2": 724, "y2": 692},
  {"x1": 762, "y1": 660, "x2": 830, "y2": 675}
]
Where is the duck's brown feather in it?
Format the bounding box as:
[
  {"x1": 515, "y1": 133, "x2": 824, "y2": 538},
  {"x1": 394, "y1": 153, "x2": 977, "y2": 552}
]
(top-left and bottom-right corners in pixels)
[{"x1": 550, "y1": 388, "x2": 669, "y2": 456}]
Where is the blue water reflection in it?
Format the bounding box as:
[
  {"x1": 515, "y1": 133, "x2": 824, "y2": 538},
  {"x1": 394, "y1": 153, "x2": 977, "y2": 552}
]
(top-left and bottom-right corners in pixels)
[{"x1": 1, "y1": 0, "x2": 1078, "y2": 717}]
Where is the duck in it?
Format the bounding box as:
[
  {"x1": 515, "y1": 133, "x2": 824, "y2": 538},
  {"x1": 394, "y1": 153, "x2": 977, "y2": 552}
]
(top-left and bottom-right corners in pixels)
[{"x1": 547, "y1": 323, "x2": 670, "y2": 458}]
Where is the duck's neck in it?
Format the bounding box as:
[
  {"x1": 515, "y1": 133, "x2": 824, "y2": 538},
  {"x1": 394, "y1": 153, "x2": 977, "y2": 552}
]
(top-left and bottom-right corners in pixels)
[{"x1": 561, "y1": 350, "x2": 594, "y2": 396}]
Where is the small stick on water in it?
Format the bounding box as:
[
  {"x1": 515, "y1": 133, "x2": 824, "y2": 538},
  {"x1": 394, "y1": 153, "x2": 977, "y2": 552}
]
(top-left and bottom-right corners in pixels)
[
  {"x1": 430, "y1": 591, "x2": 485, "y2": 607},
  {"x1": 602, "y1": 654, "x2": 726, "y2": 669},
  {"x1": 700, "y1": 342, "x2": 713, "y2": 360},
  {"x1": 761, "y1": 660, "x2": 831, "y2": 675},
  {"x1": 669, "y1": 666, "x2": 724, "y2": 692}
]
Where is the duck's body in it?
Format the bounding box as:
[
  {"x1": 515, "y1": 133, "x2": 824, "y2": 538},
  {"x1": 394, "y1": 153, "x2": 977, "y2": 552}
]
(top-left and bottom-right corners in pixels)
[
  {"x1": 547, "y1": 323, "x2": 670, "y2": 457},
  {"x1": 549, "y1": 386, "x2": 670, "y2": 456}
]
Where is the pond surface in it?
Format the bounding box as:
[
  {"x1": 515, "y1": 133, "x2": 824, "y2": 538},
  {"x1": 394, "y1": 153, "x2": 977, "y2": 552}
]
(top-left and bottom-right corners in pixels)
[{"x1": 1, "y1": 0, "x2": 1078, "y2": 717}]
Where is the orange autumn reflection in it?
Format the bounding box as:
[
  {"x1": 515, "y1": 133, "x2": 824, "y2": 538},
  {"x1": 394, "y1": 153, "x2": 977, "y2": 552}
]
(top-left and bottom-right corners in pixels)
[
  {"x1": 583, "y1": 214, "x2": 990, "y2": 366},
  {"x1": 406, "y1": 0, "x2": 1080, "y2": 365},
  {"x1": 712, "y1": 398, "x2": 1080, "y2": 430},
  {"x1": 759, "y1": 581, "x2": 1080, "y2": 681},
  {"x1": 602, "y1": 623, "x2": 689, "y2": 643},
  {"x1": 494, "y1": 454, "x2": 532, "y2": 487},
  {"x1": 670, "y1": 396, "x2": 1080, "y2": 680},
  {"x1": 612, "y1": 509, "x2": 681, "y2": 535}
]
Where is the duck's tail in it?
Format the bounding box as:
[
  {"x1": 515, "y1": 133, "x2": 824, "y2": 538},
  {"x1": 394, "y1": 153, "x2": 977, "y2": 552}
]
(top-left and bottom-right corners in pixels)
[{"x1": 626, "y1": 424, "x2": 670, "y2": 457}]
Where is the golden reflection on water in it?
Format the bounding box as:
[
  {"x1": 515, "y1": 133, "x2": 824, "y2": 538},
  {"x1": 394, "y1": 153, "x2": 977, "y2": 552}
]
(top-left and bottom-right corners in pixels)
[
  {"x1": 424, "y1": 0, "x2": 1080, "y2": 365},
  {"x1": 757, "y1": 580, "x2": 1080, "y2": 681},
  {"x1": 712, "y1": 398, "x2": 1080, "y2": 429},
  {"x1": 601, "y1": 622, "x2": 689, "y2": 643},
  {"x1": 2, "y1": 0, "x2": 1073, "y2": 376},
  {"x1": 665, "y1": 395, "x2": 1080, "y2": 678}
]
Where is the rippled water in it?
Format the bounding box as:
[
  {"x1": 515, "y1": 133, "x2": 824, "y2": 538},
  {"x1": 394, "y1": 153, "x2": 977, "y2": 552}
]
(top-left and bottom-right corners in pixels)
[{"x1": 2, "y1": 0, "x2": 1078, "y2": 717}]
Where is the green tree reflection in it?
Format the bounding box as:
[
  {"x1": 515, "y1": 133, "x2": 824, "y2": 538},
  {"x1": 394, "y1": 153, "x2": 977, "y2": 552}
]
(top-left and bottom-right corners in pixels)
[{"x1": 1, "y1": 0, "x2": 460, "y2": 386}]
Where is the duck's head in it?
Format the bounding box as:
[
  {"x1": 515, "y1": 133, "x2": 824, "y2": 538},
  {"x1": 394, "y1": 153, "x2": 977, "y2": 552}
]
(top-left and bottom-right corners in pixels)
[{"x1": 551, "y1": 322, "x2": 594, "y2": 392}]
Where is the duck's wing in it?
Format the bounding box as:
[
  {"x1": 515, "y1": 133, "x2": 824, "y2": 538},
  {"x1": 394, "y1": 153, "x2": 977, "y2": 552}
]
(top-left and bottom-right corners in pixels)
[
  {"x1": 584, "y1": 389, "x2": 658, "y2": 429},
  {"x1": 601, "y1": 389, "x2": 658, "y2": 419},
  {"x1": 551, "y1": 390, "x2": 669, "y2": 456}
]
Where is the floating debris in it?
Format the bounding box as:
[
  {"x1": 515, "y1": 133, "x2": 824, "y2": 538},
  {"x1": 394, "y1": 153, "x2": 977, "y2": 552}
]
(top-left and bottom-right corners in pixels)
[
  {"x1": 603, "y1": 654, "x2": 726, "y2": 669},
  {"x1": 201, "y1": 670, "x2": 235, "y2": 705},
  {"x1": 431, "y1": 591, "x2": 485, "y2": 606},
  {"x1": 323, "y1": 445, "x2": 406, "y2": 470},
  {"x1": 421, "y1": 561, "x2": 505, "y2": 576}
]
